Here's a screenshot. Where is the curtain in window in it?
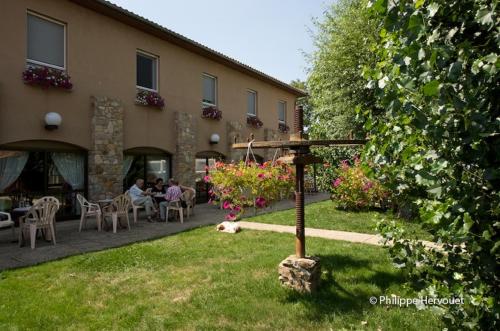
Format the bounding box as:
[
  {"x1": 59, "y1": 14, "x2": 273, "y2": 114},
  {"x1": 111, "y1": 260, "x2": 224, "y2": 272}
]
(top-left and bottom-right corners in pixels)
[
  {"x1": 51, "y1": 152, "x2": 85, "y2": 190},
  {"x1": 123, "y1": 155, "x2": 134, "y2": 179},
  {"x1": 203, "y1": 75, "x2": 216, "y2": 104},
  {"x1": 27, "y1": 14, "x2": 65, "y2": 67},
  {"x1": 247, "y1": 91, "x2": 256, "y2": 115},
  {"x1": 0, "y1": 151, "x2": 29, "y2": 193}
]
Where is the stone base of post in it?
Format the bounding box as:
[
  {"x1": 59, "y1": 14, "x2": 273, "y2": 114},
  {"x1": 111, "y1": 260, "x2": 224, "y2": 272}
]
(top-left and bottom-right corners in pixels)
[{"x1": 278, "y1": 255, "x2": 321, "y2": 293}]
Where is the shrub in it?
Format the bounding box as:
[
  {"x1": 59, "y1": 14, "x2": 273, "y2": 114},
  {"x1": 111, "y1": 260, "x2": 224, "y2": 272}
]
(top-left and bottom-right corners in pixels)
[
  {"x1": 206, "y1": 161, "x2": 294, "y2": 220},
  {"x1": 330, "y1": 157, "x2": 388, "y2": 210}
]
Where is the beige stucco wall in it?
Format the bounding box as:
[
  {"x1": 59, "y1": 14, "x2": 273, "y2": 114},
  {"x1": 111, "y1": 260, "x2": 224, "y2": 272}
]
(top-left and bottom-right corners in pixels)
[{"x1": 0, "y1": 0, "x2": 297, "y2": 159}]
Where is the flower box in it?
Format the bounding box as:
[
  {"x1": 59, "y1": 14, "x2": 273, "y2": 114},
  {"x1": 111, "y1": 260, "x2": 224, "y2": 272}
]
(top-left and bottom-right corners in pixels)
[
  {"x1": 201, "y1": 105, "x2": 222, "y2": 120},
  {"x1": 135, "y1": 90, "x2": 165, "y2": 109},
  {"x1": 247, "y1": 115, "x2": 263, "y2": 129},
  {"x1": 22, "y1": 65, "x2": 73, "y2": 90},
  {"x1": 278, "y1": 122, "x2": 290, "y2": 133}
]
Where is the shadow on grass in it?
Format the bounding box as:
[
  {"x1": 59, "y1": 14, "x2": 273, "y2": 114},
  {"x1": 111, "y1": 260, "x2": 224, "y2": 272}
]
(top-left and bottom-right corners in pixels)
[{"x1": 282, "y1": 253, "x2": 404, "y2": 321}]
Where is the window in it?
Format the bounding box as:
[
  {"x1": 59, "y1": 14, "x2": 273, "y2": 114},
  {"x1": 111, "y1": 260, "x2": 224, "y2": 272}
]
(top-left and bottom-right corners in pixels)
[
  {"x1": 136, "y1": 51, "x2": 158, "y2": 91},
  {"x1": 247, "y1": 90, "x2": 257, "y2": 116},
  {"x1": 27, "y1": 12, "x2": 66, "y2": 69},
  {"x1": 202, "y1": 74, "x2": 217, "y2": 105},
  {"x1": 278, "y1": 101, "x2": 286, "y2": 123}
]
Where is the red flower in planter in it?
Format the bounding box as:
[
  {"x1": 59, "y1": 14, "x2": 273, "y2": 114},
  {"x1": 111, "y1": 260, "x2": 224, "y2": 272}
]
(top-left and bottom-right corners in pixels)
[
  {"x1": 201, "y1": 105, "x2": 222, "y2": 120},
  {"x1": 135, "y1": 90, "x2": 165, "y2": 109},
  {"x1": 22, "y1": 65, "x2": 73, "y2": 90},
  {"x1": 278, "y1": 122, "x2": 290, "y2": 133},
  {"x1": 247, "y1": 115, "x2": 263, "y2": 129}
]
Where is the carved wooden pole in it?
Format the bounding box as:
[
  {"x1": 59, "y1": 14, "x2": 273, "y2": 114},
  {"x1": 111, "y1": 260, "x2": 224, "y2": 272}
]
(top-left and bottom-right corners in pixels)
[{"x1": 294, "y1": 105, "x2": 306, "y2": 258}]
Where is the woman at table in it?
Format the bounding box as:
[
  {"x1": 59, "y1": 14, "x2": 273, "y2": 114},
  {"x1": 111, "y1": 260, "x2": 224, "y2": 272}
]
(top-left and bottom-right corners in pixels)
[{"x1": 151, "y1": 178, "x2": 167, "y2": 205}]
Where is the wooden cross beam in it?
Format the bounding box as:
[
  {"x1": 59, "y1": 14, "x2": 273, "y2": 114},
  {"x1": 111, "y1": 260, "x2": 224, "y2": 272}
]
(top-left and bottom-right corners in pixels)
[{"x1": 231, "y1": 106, "x2": 366, "y2": 258}]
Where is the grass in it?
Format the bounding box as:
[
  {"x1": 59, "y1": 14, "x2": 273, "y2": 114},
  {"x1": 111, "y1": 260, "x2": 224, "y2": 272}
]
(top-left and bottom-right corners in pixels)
[
  {"x1": 0, "y1": 227, "x2": 442, "y2": 330},
  {"x1": 247, "y1": 200, "x2": 433, "y2": 240}
]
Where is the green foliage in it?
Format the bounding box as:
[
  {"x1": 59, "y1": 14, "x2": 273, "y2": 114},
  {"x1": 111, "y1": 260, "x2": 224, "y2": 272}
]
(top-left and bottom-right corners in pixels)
[
  {"x1": 307, "y1": 0, "x2": 381, "y2": 140},
  {"x1": 330, "y1": 158, "x2": 389, "y2": 210},
  {"x1": 206, "y1": 161, "x2": 294, "y2": 220},
  {"x1": 363, "y1": 0, "x2": 500, "y2": 329}
]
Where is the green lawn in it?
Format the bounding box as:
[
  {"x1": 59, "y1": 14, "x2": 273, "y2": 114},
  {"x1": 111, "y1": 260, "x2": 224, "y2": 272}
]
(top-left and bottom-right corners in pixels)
[
  {"x1": 248, "y1": 200, "x2": 433, "y2": 240},
  {"x1": 0, "y1": 227, "x2": 442, "y2": 330}
]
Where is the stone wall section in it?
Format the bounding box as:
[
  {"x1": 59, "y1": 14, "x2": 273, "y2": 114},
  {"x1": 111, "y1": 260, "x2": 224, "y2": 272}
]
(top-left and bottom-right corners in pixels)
[
  {"x1": 226, "y1": 121, "x2": 245, "y2": 162},
  {"x1": 88, "y1": 96, "x2": 124, "y2": 201},
  {"x1": 174, "y1": 111, "x2": 197, "y2": 188},
  {"x1": 264, "y1": 128, "x2": 282, "y2": 161}
]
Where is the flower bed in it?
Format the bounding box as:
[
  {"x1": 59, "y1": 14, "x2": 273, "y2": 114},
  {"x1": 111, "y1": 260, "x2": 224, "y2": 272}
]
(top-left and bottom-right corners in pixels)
[
  {"x1": 135, "y1": 90, "x2": 165, "y2": 109},
  {"x1": 22, "y1": 65, "x2": 73, "y2": 90},
  {"x1": 201, "y1": 105, "x2": 222, "y2": 120},
  {"x1": 278, "y1": 122, "x2": 290, "y2": 133},
  {"x1": 206, "y1": 161, "x2": 294, "y2": 220},
  {"x1": 247, "y1": 115, "x2": 263, "y2": 129},
  {"x1": 330, "y1": 157, "x2": 389, "y2": 210}
]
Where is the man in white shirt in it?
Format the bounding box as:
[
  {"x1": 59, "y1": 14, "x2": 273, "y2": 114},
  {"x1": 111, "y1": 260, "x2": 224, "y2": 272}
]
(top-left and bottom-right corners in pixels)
[{"x1": 129, "y1": 179, "x2": 156, "y2": 222}]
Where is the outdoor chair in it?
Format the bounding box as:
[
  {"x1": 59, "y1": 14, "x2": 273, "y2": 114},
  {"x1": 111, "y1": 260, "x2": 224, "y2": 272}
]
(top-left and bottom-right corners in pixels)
[
  {"x1": 0, "y1": 211, "x2": 15, "y2": 241},
  {"x1": 0, "y1": 197, "x2": 15, "y2": 241},
  {"x1": 18, "y1": 197, "x2": 60, "y2": 249},
  {"x1": 102, "y1": 193, "x2": 131, "y2": 233},
  {"x1": 126, "y1": 189, "x2": 152, "y2": 223},
  {"x1": 181, "y1": 187, "x2": 196, "y2": 218},
  {"x1": 77, "y1": 194, "x2": 102, "y2": 232},
  {"x1": 166, "y1": 191, "x2": 192, "y2": 224}
]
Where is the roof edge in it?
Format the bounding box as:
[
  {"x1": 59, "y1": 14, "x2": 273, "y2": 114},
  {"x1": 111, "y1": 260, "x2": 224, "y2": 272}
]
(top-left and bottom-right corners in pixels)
[{"x1": 69, "y1": 0, "x2": 308, "y2": 97}]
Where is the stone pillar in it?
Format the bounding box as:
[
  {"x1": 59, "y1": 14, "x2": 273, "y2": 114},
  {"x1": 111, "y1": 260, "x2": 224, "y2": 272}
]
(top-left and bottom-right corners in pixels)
[
  {"x1": 173, "y1": 111, "x2": 197, "y2": 188},
  {"x1": 278, "y1": 255, "x2": 321, "y2": 293},
  {"x1": 264, "y1": 128, "x2": 281, "y2": 161},
  {"x1": 88, "y1": 96, "x2": 124, "y2": 201},
  {"x1": 226, "y1": 121, "x2": 245, "y2": 162}
]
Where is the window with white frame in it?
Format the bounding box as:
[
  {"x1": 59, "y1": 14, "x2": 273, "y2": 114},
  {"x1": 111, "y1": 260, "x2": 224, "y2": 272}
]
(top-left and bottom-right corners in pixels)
[
  {"x1": 247, "y1": 90, "x2": 257, "y2": 116},
  {"x1": 27, "y1": 12, "x2": 66, "y2": 69},
  {"x1": 278, "y1": 101, "x2": 286, "y2": 123},
  {"x1": 136, "y1": 51, "x2": 158, "y2": 91},
  {"x1": 202, "y1": 74, "x2": 217, "y2": 105}
]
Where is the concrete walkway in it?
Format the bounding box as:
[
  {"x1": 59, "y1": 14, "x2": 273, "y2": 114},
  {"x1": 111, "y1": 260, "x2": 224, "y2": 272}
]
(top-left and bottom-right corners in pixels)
[
  {"x1": 0, "y1": 193, "x2": 329, "y2": 271},
  {"x1": 237, "y1": 221, "x2": 440, "y2": 250}
]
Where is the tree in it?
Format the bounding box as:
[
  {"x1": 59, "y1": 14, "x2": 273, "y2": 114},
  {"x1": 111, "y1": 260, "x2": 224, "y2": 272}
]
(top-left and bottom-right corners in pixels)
[
  {"x1": 307, "y1": 0, "x2": 381, "y2": 140},
  {"x1": 363, "y1": 0, "x2": 499, "y2": 328}
]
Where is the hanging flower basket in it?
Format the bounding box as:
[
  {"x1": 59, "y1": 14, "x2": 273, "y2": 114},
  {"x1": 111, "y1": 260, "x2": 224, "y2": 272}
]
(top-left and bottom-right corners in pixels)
[
  {"x1": 278, "y1": 122, "x2": 290, "y2": 133},
  {"x1": 22, "y1": 65, "x2": 73, "y2": 90},
  {"x1": 135, "y1": 90, "x2": 165, "y2": 109},
  {"x1": 247, "y1": 115, "x2": 263, "y2": 129},
  {"x1": 202, "y1": 105, "x2": 222, "y2": 120}
]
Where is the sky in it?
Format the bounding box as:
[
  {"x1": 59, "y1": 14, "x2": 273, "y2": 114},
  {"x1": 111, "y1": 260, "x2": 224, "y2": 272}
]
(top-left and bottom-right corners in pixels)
[{"x1": 111, "y1": 0, "x2": 334, "y2": 84}]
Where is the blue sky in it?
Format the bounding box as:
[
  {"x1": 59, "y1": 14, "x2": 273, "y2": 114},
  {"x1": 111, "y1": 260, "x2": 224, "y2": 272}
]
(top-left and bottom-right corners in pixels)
[{"x1": 111, "y1": 0, "x2": 333, "y2": 84}]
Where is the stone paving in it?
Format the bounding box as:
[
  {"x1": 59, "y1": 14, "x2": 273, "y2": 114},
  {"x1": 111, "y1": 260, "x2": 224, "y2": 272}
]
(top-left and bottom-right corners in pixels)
[
  {"x1": 0, "y1": 193, "x2": 330, "y2": 271},
  {"x1": 237, "y1": 221, "x2": 440, "y2": 250}
]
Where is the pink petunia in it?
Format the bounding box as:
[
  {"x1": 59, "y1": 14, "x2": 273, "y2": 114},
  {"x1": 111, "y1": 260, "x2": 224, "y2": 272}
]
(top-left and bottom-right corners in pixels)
[
  {"x1": 225, "y1": 213, "x2": 237, "y2": 221},
  {"x1": 223, "y1": 201, "x2": 232, "y2": 210},
  {"x1": 333, "y1": 178, "x2": 343, "y2": 187},
  {"x1": 257, "y1": 173, "x2": 265, "y2": 180},
  {"x1": 233, "y1": 205, "x2": 241, "y2": 212},
  {"x1": 255, "y1": 197, "x2": 267, "y2": 208},
  {"x1": 203, "y1": 175, "x2": 211, "y2": 183}
]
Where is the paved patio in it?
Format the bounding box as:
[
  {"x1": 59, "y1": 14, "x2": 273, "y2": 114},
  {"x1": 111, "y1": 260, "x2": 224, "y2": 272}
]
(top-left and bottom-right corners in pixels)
[{"x1": 0, "y1": 193, "x2": 329, "y2": 271}]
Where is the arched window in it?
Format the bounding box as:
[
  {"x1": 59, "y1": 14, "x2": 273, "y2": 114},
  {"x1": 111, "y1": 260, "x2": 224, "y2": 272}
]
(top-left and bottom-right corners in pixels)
[{"x1": 123, "y1": 147, "x2": 171, "y2": 190}]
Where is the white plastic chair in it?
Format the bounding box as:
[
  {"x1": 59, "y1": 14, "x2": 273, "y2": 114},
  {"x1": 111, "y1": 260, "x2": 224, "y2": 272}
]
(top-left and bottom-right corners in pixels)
[
  {"x1": 102, "y1": 194, "x2": 131, "y2": 233},
  {"x1": 18, "y1": 197, "x2": 60, "y2": 249},
  {"x1": 166, "y1": 191, "x2": 192, "y2": 223},
  {"x1": 77, "y1": 194, "x2": 102, "y2": 232},
  {"x1": 0, "y1": 211, "x2": 15, "y2": 241}
]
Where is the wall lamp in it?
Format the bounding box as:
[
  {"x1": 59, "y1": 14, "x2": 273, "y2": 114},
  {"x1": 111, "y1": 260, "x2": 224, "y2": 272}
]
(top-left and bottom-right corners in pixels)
[
  {"x1": 44, "y1": 112, "x2": 62, "y2": 130},
  {"x1": 210, "y1": 133, "x2": 220, "y2": 145}
]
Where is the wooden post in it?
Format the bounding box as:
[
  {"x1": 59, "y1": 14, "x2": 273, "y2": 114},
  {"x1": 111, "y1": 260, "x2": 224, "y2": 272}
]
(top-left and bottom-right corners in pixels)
[{"x1": 294, "y1": 105, "x2": 306, "y2": 258}]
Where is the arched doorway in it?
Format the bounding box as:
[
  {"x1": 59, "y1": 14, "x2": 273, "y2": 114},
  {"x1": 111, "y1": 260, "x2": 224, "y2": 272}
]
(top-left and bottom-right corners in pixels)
[
  {"x1": 0, "y1": 140, "x2": 87, "y2": 220},
  {"x1": 195, "y1": 151, "x2": 225, "y2": 203},
  {"x1": 123, "y1": 147, "x2": 172, "y2": 190}
]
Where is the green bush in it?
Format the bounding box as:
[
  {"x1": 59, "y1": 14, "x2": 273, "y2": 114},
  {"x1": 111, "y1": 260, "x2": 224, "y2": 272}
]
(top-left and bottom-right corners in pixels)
[{"x1": 363, "y1": 0, "x2": 499, "y2": 329}]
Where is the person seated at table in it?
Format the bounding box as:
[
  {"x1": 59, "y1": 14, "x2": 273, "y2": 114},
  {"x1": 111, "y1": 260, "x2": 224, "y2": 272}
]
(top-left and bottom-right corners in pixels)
[
  {"x1": 151, "y1": 178, "x2": 167, "y2": 205},
  {"x1": 159, "y1": 179, "x2": 183, "y2": 221},
  {"x1": 129, "y1": 178, "x2": 156, "y2": 222}
]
